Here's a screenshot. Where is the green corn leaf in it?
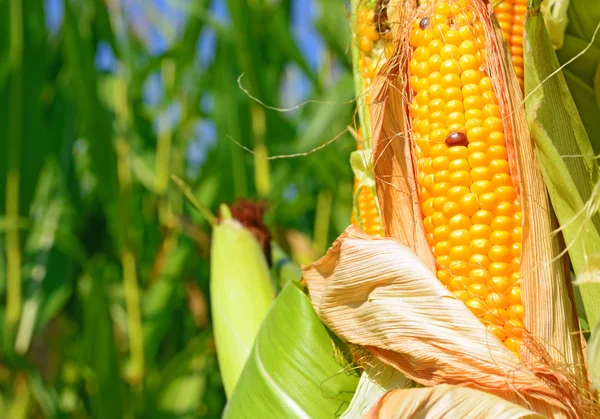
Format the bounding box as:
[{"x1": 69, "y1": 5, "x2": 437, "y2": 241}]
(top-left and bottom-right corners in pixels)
[
  {"x1": 211, "y1": 205, "x2": 275, "y2": 397},
  {"x1": 525, "y1": 0, "x2": 600, "y2": 329},
  {"x1": 224, "y1": 282, "x2": 359, "y2": 419}
]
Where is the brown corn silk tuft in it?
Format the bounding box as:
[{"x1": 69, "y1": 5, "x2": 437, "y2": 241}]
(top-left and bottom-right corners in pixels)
[
  {"x1": 493, "y1": 0, "x2": 526, "y2": 90},
  {"x1": 305, "y1": 0, "x2": 598, "y2": 417}
]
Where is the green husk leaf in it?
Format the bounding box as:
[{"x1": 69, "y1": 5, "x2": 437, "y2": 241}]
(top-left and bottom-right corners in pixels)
[
  {"x1": 341, "y1": 364, "x2": 408, "y2": 419},
  {"x1": 541, "y1": 0, "x2": 570, "y2": 49},
  {"x1": 589, "y1": 320, "x2": 600, "y2": 389},
  {"x1": 211, "y1": 209, "x2": 275, "y2": 397},
  {"x1": 525, "y1": 0, "x2": 600, "y2": 329},
  {"x1": 224, "y1": 282, "x2": 359, "y2": 419}
]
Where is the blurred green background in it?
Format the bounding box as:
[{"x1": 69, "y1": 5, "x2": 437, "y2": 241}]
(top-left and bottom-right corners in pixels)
[{"x1": 0, "y1": 0, "x2": 356, "y2": 416}]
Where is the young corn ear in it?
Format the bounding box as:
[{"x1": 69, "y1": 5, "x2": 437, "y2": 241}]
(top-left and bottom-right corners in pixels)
[{"x1": 210, "y1": 205, "x2": 275, "y2": 397}]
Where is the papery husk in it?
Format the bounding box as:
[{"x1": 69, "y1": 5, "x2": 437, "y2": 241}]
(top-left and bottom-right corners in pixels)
[
  {"x1": 304, "y1": 227, "x2": 579, "y2": 416},
  {"x1": 371, "y1": 0, "x2": 589, "y2": 407},
  {"x1": 367, "y1": 384, "x2": 544, "y2": 419},
  {"x1": 305, "y1": 0, "x2": 598, "y2": 417}
]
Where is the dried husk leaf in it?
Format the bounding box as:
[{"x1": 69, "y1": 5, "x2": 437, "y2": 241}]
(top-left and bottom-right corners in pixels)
[
  {"x1": 366, "y1": 384, "x2": 544, "y2": 419},
  {"x1": 370, "y1": 0, "x2": 589, "y2": 406},
  {"x1": 304, "y1": 226, "x2": 573, "y2": 416}
]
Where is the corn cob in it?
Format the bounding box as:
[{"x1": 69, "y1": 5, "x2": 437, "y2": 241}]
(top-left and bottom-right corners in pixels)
[
  {"x1": 494, "y1": 0, "x2": 526, "y2": 90},
  {"x1": 407, "y1": 0, "x2": 523, "y2": 353}
]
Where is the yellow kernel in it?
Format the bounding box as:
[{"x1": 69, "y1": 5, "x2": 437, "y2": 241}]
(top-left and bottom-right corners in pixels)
[
  {"x1": 434, "y1": 224, "x2": 451, "y2": 241},
  {"x1": 471, "y1": 180, "x2": 494, "y2": 196},
  {"x1": 478, "y1": 192, "x2": 498, "y2": 210},
  {"x1": 429, "y1": 84, "x2": 445, "y2": 100},
  {"x1": 504, "y1": 337, "x2": 521, "y2": 352},
  {"x1": 496, "y1": 186, "x2": 516, "y2": 202},
  {"x1": 459, "y1": 40, "x2": 477, "y2": 55},
  {"x1": 428, "y1": 55, "x2": 443, "y2": 72},
  {"x1": 432, "y1": 156, "x2": 450, "y2": 171},
  {"x1": 434, "y1": 170, "x2": 451, "y2": 183},
  {"x1": 449, "y1": 275, "x2": 470, "y2": 291},
  {"x1": 488, "y1": 325, "x2": 508, "y2": 342},
  {"x1": 438, "y1": 269, "x2": 452, "y2": 285},
  {"x1": 489, "y1": 246, "x2": 511, "y2": 263},
  {"x1": 433, "y1": 196, "x2": 449, "y2": 211},
  {"x1": 469, "y1": 283, "x2": 489, "y2": 298},
  {"x1": 437, "y1": 255, "x2": 451, "y2": 267},
  {"x1": 464, "y1": 96, "x2": 484, "y2": 111},
  {"x1": 435, "y1": 240, "x2": 452, "y2": 256},
  {"x1": 468, "y1": 141, "x2": 487, "y2": 153},
  {"x1": 470, "y1": 238, "x2": 492, "y2": 254},
  {"x1": 462, "y1": 84, "x2": 481, "y2": 98},
  {"x1": 430, "y1": 127, "x2": 448, "y2": 142},
  {"x1": 461, "y1": 69, "x2": 482, "y2": 85},
  {"x1": 512, "y1": 242, "x2": 521, "y2": 258},
  {"x1": 493, "y1": 201, "x2": 514, "y2": 217},
  {"x1": 488, "y1": 145, "x2": 508, "y2": 160},
  {"x1": 431, "y1": 143, "x2": 448, "y2": 157},
  {"x1": 444, "y1": 99, "x2": 464, "y2": 114},
  {"x1": 447, "y1": 146, "x2": 469, "y2": 160},
  {"x1": 429, "y1": 72, "x2": 444, "y2": 85},
  {"x1": 464, "y1": 109, "x2": 481, "y2": 121},
  {"x1": 470, "y1": 254, "x2": 491, "y2": 269},
  {"x1": 413, "y1": 46, "x2": 430, "y2": 62},
  {"x1": 489, "y1": 262, "x2": 510, "y2": 276},
  {"x1": 453, "y1": 290, "x2": 470, "y2": 300},
  {"x1": 472, "y1": 209, "x2": 493, "y2": 225},
  {"x1": 459, "y1": 54, "x2": 479, "y2": 71},
  {"x1": 491, "y1": 173, "x2": 512, "y2": 188},
  {"x1": 469, "y1": 224, "x2": 491, "y2": 239},
  {"x1": 458, "y1": 193, "x2": 479, "y2": 216},
  {"x1": 486, "y1": 292, "x2": 509, "y2": 310},
  {"x1": 449, "y1": 158, "x2": 470, "y2": 172},
  {"x1": 416, "y1": 90, "x2": 429, "y2": 106},
  {"x1": 443, "y1": 201, "x2": 461, "y2": 218},
  {"x1": 448, "y1": 185, "x2": 470, "y2": 200},
  {"x1": 442, "y1": 87, "x2": 463, "y2": 102},
  {"x1": 491, "y1": 216, "x2": 513, "y2": 231},
  {"x1": 446, "y1": 112, "x2": 465, "y2": 126},
  {"x1": 469, "y1": 268, "x2": 489, "y2": 284},
  {"x1": 440, "y1": 45, "x2": 460, "y2": 61},
  {"x1": 490, "y1": 276, "x2": 510, "y2": 293},
  {"x1": 512, "y1": 226, "x2": 522, "y2": 242},
  {"x1": 449, "y1": 214, "x2": 471, "y2": 230},
  {"x1": 440, "y1": 59, "x2": 461, "y2": 75},
  {"x1": 468, "y1": 152, "x2": 489, "y2": 168},
  {"x1": 471, "y1": 167, "x2": 491, "y2": 181},
  {"x1": 466, "y1": 299, "x2": 486, "y2": 316},
  {"x1": 432, "y1": 212, "x2": 449, "y2": 227},
  {"x1": 423, "y1": 198, "x2": 435, "y2": 216},
  {"x1": 509, "y1": 286, "x2": 521, "y2": 305},
  {"x1": 429, "y1": 39, "x2": 444, "y2": 54},
  {"x1": 490, "y1": 160, "x2": 510, "y2": 175},
  {"x1": 507, "y1": 304, "x2": 524, "y2": 319},
  {"x1": 450, "y1": 229, "x2": 471, "y2": 246},
  {"x1": 466, "y1": 126, "x2": 489, "y2": 142},
  {"x1": 432, "y1": 182, "x2": 451, "y2": 197},
  {"x1": 490, "y1": 231, "x2": 511, "y2": 246}
]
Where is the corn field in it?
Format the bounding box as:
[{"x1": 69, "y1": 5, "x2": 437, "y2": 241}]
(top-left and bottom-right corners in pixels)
[{"x1": 2, "y1": 0, "x2": 600, "y2": 418}]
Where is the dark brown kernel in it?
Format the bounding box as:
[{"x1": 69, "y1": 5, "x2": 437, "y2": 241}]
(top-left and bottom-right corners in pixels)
[
  {"x1": 445, "y1": 132, "x2": 468, "y2": 147},
  {"x1": 419, "y1": 17, "x2": 430, "y2": 29}
]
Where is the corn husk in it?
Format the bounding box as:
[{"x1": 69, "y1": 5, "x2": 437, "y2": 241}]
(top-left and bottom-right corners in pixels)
[
  {"x1": 211, "y1": 205, "x2": 275, "y2": 397},
  {"x1": 366, "y1": 384, "x2": 544, "y2": 419},
  {"x1": 305, "y1": 0, "x2": 597, "y2": 416}
]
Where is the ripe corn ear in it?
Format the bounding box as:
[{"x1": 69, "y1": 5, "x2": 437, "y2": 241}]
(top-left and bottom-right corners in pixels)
[
  {"x1": 407, "y1": 0, "x2": 524, "y2": 353},
  {"x1": 351, "y1": 1, "x2": 393, "y2": 236},
  {"x1": 493, "y1": 0, "x2": 526, "y2": 90}
]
